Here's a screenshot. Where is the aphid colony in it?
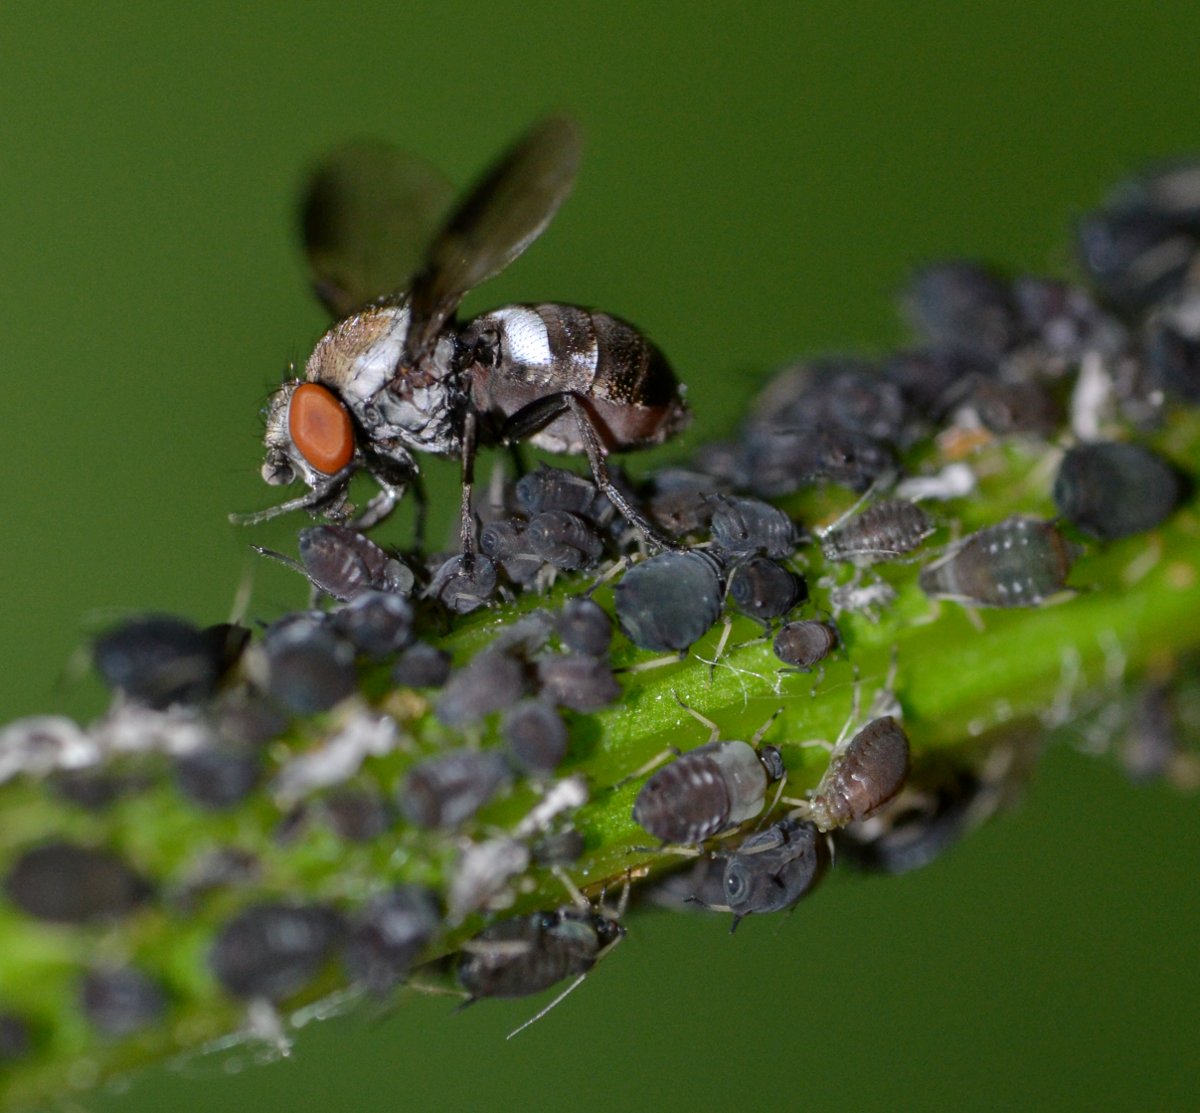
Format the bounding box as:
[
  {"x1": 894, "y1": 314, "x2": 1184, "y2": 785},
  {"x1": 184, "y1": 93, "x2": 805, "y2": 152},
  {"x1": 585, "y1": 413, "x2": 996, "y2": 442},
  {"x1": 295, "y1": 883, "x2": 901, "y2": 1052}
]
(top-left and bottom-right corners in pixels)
[{"x1": 1, "y1": 139, "x2": 1199, "y2": 1079}]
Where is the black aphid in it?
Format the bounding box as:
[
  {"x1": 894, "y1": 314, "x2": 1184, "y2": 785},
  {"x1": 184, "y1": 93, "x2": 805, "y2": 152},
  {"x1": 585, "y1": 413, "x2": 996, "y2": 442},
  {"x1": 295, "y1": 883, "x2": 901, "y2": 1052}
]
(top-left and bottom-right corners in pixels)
[
  {"x1": 1053, "y1": 441, "x2": 1187, "y2": 541},
  {"x1": 93, "y1": 615, "x2": 225, "y2": 709},
  {"x1": 526, "y1": 510, "x2": 605, "y2": 571},
  {"x1": 173, "y1": 746, "x2": 261, "y2": 810},
  {"x1": 741, "y1": 422, "x2": 897, "y2": 496},
  {"x1": 294, "y1": 524, "x2": 414, "y2": 600},
  {"x1": 794, "y1": 716, "x2": 910, "y2": 831},
  {"x1": 209, "y1": 902, "x2": 344, "y2": 1001},
  {"x1": 536, "y1": 654, "x2": 621, "y2": 713},
  {"x1": 345, "y1": 886, "x2": 440, "y2": 995},
  {"x1": 503, "y1": 700, "x2": 570, "y2": 775},
  {"x1": 962, "y1": 378, "x2": 1063, "y2": 438},
  {"x1": 4, "y1": 841, "x2": 149, "y2": 924},
  {"x1": 640, "y1": 855, "x2": 729, "y2": 913},
  {"x1": 903, "y1": 260, "x2": 1020, "y2": 360},
  {"x1": 435, "y1": 649, "x2": 528, "y2": 728},
  {"x1": 479, "y1": 520, "x2": 543, "y2": 586},
  {"x1": 397, "y1": 749, "x2": 511, "y2": 829},
  {"x1": 516, "y1": 465, "x2": 612, "y2": 525},
  {"x1": 331, "y1": 590, "x2": 415, "y2": 659},
  {"x1": 773, "y1": 619, "x2": 839, "y2": 672},
  {"x1": 79, "y1": 966, "x2": 168, "y2": 1038},
  {"x1": 644, "y1": 468, "x2": 722, "y2": 535},
  {"x1": 632, "y1": 710, "x2": 785, "y2": 846},
  {"x1": 819, "y1": 498, "x2": 934, "y2": 565},
  {"x1": 322, "y1": 786, "x2": 391, "y2": 842},
  {"x1": 428, "y1": 554, "x2": 498, "y2": 614},
  {"x1": 554, "y1": 597, "x2": 613, "y2": 657},
  {"x1": 919, "y1": 516, "x2": 1078, "y2": 608},
  {"x1": 722, "y1": 816, "x2": 826, "y2": 929},
  {"x1": 392, "y1": 642, "x2": 452, "y2": 689},
  {"x1": 259, "y1": 613, "x2": 357, "y2": 714},
  {"x1": 728, "y1": 557, "x2": 807, "y2": 623},
  {"x1": 613, "y1": 550, "x2": 724, "y2": 653},
  {"x1": 1076, "y1": 206, "x2": 1198, "y2": 311},
  {"x1": 708, "y1": 495, "x2": 798, "y2": 559}
]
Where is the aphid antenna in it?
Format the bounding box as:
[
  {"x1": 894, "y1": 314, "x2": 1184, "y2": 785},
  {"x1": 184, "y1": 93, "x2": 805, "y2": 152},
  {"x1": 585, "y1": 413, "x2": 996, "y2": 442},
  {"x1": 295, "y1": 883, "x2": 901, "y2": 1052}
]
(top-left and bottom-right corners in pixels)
[
  {"x1": 250, "y1": 545, "x2": 306, "y2": 578},
  {"x1": 693, "y1": 615, "x2": 735, "y2": 682},
  {"x1": 618, "y1": 653, "x2": 686, "y2": 676},
  {"x1": 814, "y1": 475, "x2": 890, "y2": 539},
  {"x1": 612, "y1": 745, "x2": 683, "y2": 790},
  {"x1": 672, "y1": 691, "x2": 722, "y2": 743}
]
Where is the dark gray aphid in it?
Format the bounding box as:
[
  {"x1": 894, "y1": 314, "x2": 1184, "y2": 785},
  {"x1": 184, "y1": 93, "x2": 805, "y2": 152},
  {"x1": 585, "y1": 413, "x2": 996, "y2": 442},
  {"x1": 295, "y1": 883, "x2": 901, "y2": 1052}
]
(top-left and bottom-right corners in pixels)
[
  {"x1": 819, "y1": 498, "x2": 934, "y2": 565},
  {"x1": 536, "y1": 654, "x2": 621, "y2": 713},
  {"x1": 392, "y1": 642, "x2": 452, "y2": 689},
  {"x1": 613, "y1": 550, "x2": 724, "y2": 653},
  {"x1": 918, "y1": 516, "x2": 1078, "y2": 608},
  {"x1": 322, "y1": 786, "x2": 391, "y2": 842},
  {"x1": 741, "y1": 421, "x2": 897, "y2": 496},
  {"x1": 93, "y1": 615, "x2": 224, "y2": 710},
  {"x1": 173, "y1": 747, "x2": 261, "y2": 810},
  {"x1": 554, "y1": 597, "x2": 613, "y2": 657},
  {"x1": 0, "y1": 1012, "x2": 32, "y2": 1062},
  {"x1": 516, "y1": 465, "x2": 613, "y2": 525},
  {"x1": 632, "y1": 715, "x2": 786, "y2": 846},
  {"x1": 491, "y1": 610, "x2": 556, "y2": 656},
  {"x1": 722, "y1": 816, "x2": 826, "y2": 929},
  {"x1": 260, "y1": 613, "x2": 358, "y2": 714},
  {"x1": 292, "y1": 524, "x2": 414, "y2": 600},
  {"x1": 795, "y1": 715, "x2": 910, "y2": 832},
  {"x1": 1054, "y1": 441, "x2": 1187, "y2": 541},
  {"x1": 344, "y1": 886, "x2": 440, "y2": 995},
  {"x1": 79, "y1": 966, "x2": 167, "y2": 1038},
  {"x1": 212, "y1": 688, "x2": 289, "y2": 748},
  {"x1": 479, "y1": 519, "x2": 544, "y2": 586},
  {"x1": 397, "y1": 749, "x2": 511, "y2": 829},
  {"x1": 1076, "y1": 206, "x2": 1198, "y2": 311},
  {"x1": 728, "y1": 557, "x2": 807, "y2": 623},
  {"x1": 640, "y1": 855, "x2": 728, "y2": 913},
  {"x1": 773, "y1": 619, "x2": 839, "y2": 672},
  {"x1": 1143, "y1": 313, "x2": 1200, "y2": 404},
  {"x1": 708, "y1": 495, "x2": 798, "y2": 559},
  {"x1": 4, "y1": 841, "x2": 149, "y2": 924},
  {"x1": 435, "y1": 649, "x2": 528, "y2": 728},
  {"x1": 209, "y1": 902, "x2": 344, "y2": 1001},
  {"x1": 503, "y1": 700, "x2": 570, "y2": 775},
  {"x1": 525, "y1": 510, "x2": 605, "y2": 571},
  {"x1": 331, "y1": 590, "x2": 415, "y2": 659},
  {"x1": 458, "y1": 904, "x2": 623, "y2": 1002},
  {"x1": 903, "y1": 260, "x2": 1020, "y2": 360},
  {"x1": 1011, "y1": 276, "x2": 1125, "y2": 360},
  {"x1": 50, "y1": 768, "x2": 147, "y2": 812},
  {"x1": 963, "y1": 378, "x2": 1063, "y2": 438},
  {"x1": 428, "y1": 554, "x2": 498, "y2": 614},
  {"x1": 883, "y1": 347, "x2": 993, "y2": 424},
  {"x1": 645, "y1": 468, "x2": 723, "y2": 536}
]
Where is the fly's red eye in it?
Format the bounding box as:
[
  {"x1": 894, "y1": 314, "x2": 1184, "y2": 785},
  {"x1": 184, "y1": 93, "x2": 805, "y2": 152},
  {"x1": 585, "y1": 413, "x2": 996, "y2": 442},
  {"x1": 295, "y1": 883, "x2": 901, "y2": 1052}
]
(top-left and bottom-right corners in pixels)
[{"x1": 289, "y1": 383, "x2": 354, "y2": 475}]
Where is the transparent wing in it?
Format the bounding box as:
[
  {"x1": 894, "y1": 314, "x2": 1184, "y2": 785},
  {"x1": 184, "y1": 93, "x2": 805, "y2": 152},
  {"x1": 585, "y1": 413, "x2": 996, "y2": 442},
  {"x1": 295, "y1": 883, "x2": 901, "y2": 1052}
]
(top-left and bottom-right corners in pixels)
[
  {"x1": 406, "y1": 115, "x2": 583, "y2": 361},
  {"x1": 300, "y1": 141, "x2": 456, "y2": 318}
]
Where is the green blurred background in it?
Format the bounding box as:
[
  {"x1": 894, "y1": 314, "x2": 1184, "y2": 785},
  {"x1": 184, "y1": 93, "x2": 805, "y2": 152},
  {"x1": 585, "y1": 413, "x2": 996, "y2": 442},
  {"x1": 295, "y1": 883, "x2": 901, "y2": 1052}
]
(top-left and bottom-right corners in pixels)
[{"x1": 2, "y1": 1, "x2": 1198, "y2": 1109}]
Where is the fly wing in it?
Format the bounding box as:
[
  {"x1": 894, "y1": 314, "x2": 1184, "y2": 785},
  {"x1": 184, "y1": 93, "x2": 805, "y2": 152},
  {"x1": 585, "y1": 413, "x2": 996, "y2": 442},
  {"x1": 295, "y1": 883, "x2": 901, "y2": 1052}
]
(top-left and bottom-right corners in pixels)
[
  {"x1": 405, "y1": 115, "x2": 583, "y2": 362},
  {"x1": 300, "y1": 140, "x2": 456, "y2": 318}
]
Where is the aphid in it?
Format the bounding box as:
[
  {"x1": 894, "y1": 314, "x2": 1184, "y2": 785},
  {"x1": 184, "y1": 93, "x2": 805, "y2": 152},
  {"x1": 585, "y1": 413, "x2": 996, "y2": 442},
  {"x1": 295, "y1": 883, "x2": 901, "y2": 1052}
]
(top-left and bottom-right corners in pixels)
[
  {"x1": 427, "y1": 554, "x2": 498, "y2": 614},
  {"x1": 721, "y1": 816, "x2": 827, "y2": 930},
  {"x1": 790, "y1": 715, "x2": 910, "y2": 832},
  {"x1": 640, "y1": 855, "x2": 729, "y2": 913},
  {"x1": 741, "y1": 421, "x2": 897, "y2": 497},
  {"x1": 525, "y1": 510, "x2": 604, "y2": 571},
  {"x1": 391, "y1": 642, "x2": 451, "y2": 689},
  {"x1": 236, "y1": 116, "x2": 689, "y2": 552},
  {"x1": 1053, "y1": 441, "x2": 1187, "y2": 541},
  {"x1": 457, "y1": 875, "x2": 625, "y2": 1021},
  {"x1": 479, "y1": 519, "x2": 543, "y2": 585},
  {"x1": 708, "y1": 495, "x2": 799, "y2": 559},
  {"x1": 613, "y1": 550, "x2": 724, "y2": 653},
  {"x1": 0, "y1": 715, "x2": 98, "y2": 786},
  {"x1": 322, "y1": 786, "x2": 391, "y2": 842},
  {"x1": 883, "y1": 347, "x2": 993, "y2": 425},
  {"x1": 515, "y1": 465, "x2": 613, "y2": 526},
  {"x1": 502, "y1": 699, "x2": 569, "y2": 775},
  {"x1": 631, "y1": 708, "x2": 785, "y2": 845},
  {"x1": 1011, "y1": 275, "x2": 1125, "y2": 361},
  {"x1": 397, "y1": 748, "x2": 511, "y2": 829},
  {"x1": 644, "y1": 468, "x2": 722, "y2": 536},
  {"x1": 819, "y1": 497, "x2": 934, "y2": 565},
  {"x1": 92, "y1": 615, "x2": 226, "y2": 709},
  {"x1": 554, "y1": 597, "x2": 613, "y2": 657},
  {"x1": 919, "y1": 516, "x2": 1078, "y2": 609},
  {"x1": 435, "y1": 649, "x2": 528, "y2": 728},
  {"x1": 773, "y1": 619, "x2": 839, "y2": 672},
  {"x1": 212, "y1": 688, "x2": 289, "y2": 748},
  {"x1": 447, "y1": 837, "x2": 531, "y2": 923},
  {"x1": 79, "y1": 965, "x2": 168, "y2": 1038},
  {"x1": 728, "y1": 557, "x2": 807, "y2": 623},
  {"x1": 258, "y1": 525, "x2": 414, "y2": 601},
  {"x1": 959, "y1": 377, "x2": 1063, "y2": 438},
  {"x1": 344, "y1": 886, "x2": 440, "y2": 995},
  {"x1": 826, "y1": 576, "x2": 898, "y2": 622},
  {"x1": 330, "y1": 590, "x2": 415, "y2": 659},
  {"x1": 173, "y1": 746, "x2": 261, "y2": 810},
  {"x1": 1076, "y1": 204, "x2": 1198, "y2": 311},
  {"x1": 0, "y1": 1012, "x2": 32, "y2": 1062},
  {"x1": 490, "y1": 610, "x2": 555, "y2": 657},
  {"x1": 902, "y1": 260, "x2": 1020, "y2": 360},
  {"x1": 209, "y1": 902, "x2": 345, "y2": 1001},
  {"x1": 256, "y1": 613, "x2": 358, "y2": 714},
  {"x1": 536, "y1": 654, "x2": 621, "y2": 713},
  {"x1": 1143, "y1": 310, "x2": 1200, "y2": 404},
  {"x1": 51, "y1": 767, "x2": 146, "y2": 811},
  {"x1": 4, "y1": 841, "x2": 150, "y2": 924}
]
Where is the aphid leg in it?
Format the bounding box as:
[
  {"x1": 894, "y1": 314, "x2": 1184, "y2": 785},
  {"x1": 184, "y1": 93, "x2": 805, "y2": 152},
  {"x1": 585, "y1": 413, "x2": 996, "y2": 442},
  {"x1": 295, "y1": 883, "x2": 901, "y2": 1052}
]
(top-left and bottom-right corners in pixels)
[
  {"x1": 612, "y1": 747, "x2": 683, "y2": 789},
  {"x1": 228, "y1": 465, "x2": 357, "y2": 526},
  {"x1": 694, "y1": 616, "x2": 734, "y2": 682},
  {"x1": 619, "y1": 653, "x2": 686, "y2": 675},
  {"x1": 750, "y1": 707, "x2": 785, "y2": 746},
  {"x1": 671, "y1": 692, "x2": 722, "y2": 743},
  {"x1": 552, "y1": 865, "x2": 590, "y2": 911}
]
